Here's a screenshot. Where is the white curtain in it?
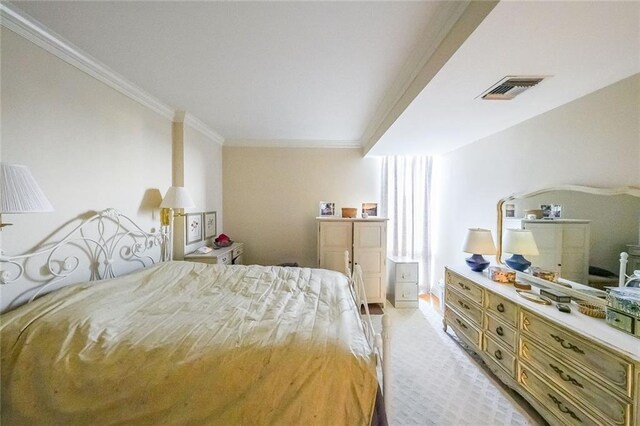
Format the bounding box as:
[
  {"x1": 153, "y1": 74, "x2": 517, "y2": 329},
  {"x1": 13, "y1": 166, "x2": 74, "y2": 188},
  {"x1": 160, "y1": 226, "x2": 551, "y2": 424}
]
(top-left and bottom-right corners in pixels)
[{"x1": 380, "y1": 156, "x2": 433, "y2": 292}]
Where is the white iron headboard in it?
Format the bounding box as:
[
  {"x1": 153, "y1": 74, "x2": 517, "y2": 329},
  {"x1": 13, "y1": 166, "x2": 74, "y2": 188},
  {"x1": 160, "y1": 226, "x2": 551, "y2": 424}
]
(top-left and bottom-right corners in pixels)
[{"x1": 0, "y1": 208, "x2": 167, "y2": 309}]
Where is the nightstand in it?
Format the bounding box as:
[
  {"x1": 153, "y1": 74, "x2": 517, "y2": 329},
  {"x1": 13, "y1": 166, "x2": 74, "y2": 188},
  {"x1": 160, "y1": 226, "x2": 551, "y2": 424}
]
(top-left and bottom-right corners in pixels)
[
  {"x1": 184, "y1": 242, "x2": 244, "y2": 265},
  {"x1": 386, "y1": 256, "x2": 419, "y2": 308}
]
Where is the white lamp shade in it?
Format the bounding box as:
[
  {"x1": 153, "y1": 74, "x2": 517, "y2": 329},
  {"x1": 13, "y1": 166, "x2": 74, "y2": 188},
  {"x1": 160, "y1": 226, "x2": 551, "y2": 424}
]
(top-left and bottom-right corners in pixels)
[
  {"x1": 503, "y1": 229, "x2": 539, "y2": 255},
  {"x1": 160, "y1": 186, "x2": 195, "y2": 209},
  {"x1": 462, "y1": 228, "x2": 496, "y2": 255},
  {"x1": 0, "y1": 163, "x2": 53, "y2": 213}
]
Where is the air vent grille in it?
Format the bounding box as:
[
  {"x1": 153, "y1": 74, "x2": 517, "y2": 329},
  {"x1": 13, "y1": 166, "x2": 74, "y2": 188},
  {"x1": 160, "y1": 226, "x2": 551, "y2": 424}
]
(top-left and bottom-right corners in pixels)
[{"x1": 480, "y1": 76, "x2": 546, "y2": 100}]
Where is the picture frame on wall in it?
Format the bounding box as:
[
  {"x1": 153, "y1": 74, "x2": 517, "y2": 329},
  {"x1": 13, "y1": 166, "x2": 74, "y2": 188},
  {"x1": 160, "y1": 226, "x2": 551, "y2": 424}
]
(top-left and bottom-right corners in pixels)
[
  {"x1": 319, "y1": 202, "x2": 335, "y2": 216},
  {"x1": 204, "y1": 211, "x2": 217, "y2": 240},
  {"x1": 362, "y1": 202, "x2": 378, "y2": 217},
  {"x1": 186, "y1": 213, "x2": 203, "y2": 244}
]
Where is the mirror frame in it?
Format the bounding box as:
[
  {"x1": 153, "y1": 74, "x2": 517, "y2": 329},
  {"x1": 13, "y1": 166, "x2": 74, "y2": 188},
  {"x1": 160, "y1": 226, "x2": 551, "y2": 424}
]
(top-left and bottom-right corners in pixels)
[{"x1": 496, "y1": 185, "x2": 640, "y2": 306}]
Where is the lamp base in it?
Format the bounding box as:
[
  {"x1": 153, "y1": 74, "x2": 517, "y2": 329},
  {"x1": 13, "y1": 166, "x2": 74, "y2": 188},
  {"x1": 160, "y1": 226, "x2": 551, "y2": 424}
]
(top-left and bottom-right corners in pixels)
[
  {"x1": 465, "y1": 254, "x2": 490, "y2": 272},
  {"x1": 505, "y1": 254, "x2": 531, "y2": 272}
]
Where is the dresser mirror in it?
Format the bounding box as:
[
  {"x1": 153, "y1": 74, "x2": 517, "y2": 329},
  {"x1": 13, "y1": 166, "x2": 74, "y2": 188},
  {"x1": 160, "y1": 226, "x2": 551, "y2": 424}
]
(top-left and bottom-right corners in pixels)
[{"x1": 496, "y1": 185, "x2": 640, "y2": 306}]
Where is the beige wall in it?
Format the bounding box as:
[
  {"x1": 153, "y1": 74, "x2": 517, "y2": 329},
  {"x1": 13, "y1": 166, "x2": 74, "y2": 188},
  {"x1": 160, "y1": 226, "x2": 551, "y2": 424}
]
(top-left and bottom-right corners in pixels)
[
  {"x1": 433, "y1": 73, "x2": 640, "y2": 289},
  {"x1": 223, "y1": 147, "x2": 381, "y2": 267},
  {"x1": 0, "y1": 28, "x2": 220, "y2": 310}
]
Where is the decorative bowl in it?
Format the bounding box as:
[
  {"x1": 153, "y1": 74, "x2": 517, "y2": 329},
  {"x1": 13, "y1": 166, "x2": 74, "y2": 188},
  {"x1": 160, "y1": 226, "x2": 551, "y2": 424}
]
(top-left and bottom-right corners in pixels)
[
  {"x1": 213, "y1": 240, "x2": 233, "y2": 248},
  {"x1": 577, "y1": 302, "x2": 606, "y2": 319}
]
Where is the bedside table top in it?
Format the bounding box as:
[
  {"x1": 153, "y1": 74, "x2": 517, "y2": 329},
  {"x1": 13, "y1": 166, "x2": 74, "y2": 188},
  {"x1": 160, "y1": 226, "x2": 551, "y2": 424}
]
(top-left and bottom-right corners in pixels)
[{"x1": 184, "y1": 242, "x2": 242, "y2": 259}]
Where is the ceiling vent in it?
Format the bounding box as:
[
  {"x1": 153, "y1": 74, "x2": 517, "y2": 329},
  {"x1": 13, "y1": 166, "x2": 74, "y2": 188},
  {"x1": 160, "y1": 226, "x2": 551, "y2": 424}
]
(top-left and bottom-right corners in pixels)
[{"x1": 479, "y1": 76, "x2": 546, "y2": 100}]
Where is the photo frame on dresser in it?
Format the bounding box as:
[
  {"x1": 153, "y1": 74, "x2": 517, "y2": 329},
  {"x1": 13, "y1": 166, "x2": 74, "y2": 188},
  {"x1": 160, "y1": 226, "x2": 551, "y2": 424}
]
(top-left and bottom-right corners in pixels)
[
  {"x1": 185, "y1": 213, "x2": 203, "y2": 244},
  {"x1": 204, "y1": 211, "x2": 217, "y2": 239}
]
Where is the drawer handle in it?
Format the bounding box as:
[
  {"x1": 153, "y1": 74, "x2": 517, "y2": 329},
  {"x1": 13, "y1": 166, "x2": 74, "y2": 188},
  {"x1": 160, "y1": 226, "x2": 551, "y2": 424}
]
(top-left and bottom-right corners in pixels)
[
  {"x1": 550, "y1": 334, "x2": 585, "y2": 355},
  {"x1": 547, "y1": 393, "x2": 582, "y2": 423},
  {"x1": 496, "y1": 326, "x2": 504, "y2": 336},
  {"x1": 457, "y1": 281, "x2": 471, "y2": 291},
  {"x1": 549, "y1": 363, "x2": 584, "y2": 389},
  {"x1": 494, "y1": 350, "x2": 503, "y2": 360},
  {"x1": 497, "y1": 303, "x2": 505, "y2": 313},
  {"x1": 458, "y1": 300, "x2": 470, "y2": 310},
  {"x1": 455, "y1": 318, "x2": 468, "y2": 329}
]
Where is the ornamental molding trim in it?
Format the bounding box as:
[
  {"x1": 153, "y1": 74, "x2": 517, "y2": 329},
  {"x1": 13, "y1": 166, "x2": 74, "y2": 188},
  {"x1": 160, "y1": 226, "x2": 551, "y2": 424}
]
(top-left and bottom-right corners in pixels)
[{"x1": 0, "y1": 2, "x2": 225, "y2": 145}]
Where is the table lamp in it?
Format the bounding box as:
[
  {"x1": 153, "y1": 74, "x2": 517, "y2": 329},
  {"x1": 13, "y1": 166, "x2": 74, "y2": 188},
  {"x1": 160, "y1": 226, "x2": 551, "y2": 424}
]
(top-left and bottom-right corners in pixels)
[
  {"x1": 503, "y1": 229, "x2": 539, "y2": 272},
  {"x1": 462, "y1": 228, "x2": 496, "y2": 272},
  {"x1": 0, "y1": 163, "x2": 54, "y2": 229}
]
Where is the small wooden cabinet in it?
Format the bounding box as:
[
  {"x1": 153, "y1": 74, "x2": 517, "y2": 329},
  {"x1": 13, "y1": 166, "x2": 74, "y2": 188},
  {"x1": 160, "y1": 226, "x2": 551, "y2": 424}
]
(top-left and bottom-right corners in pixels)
[
  {"x1": 443, "y1": 266, "x2": 639, "y2": 426},
  {"x1": 317, "y1": 218, "x2": 387, "y2": 305},
  {"x1": 387, "y1": 257, "x2": 419, "y2": 308},
  {"x1": 184, "y1": 242, "x2": 244, "y2": 265}
]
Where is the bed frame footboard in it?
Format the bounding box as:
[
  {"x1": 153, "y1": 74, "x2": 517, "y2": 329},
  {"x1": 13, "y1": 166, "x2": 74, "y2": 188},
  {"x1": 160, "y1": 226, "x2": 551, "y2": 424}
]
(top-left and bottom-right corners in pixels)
[{"x1": 345, "y1": 251, "x2": 392, "y2": 419}]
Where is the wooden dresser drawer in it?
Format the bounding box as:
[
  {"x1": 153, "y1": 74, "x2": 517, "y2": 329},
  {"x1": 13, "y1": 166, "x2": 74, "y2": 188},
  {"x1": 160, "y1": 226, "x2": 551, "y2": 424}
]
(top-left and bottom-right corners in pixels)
[
  {"x1": 485, "y1": 314, "x2": 517, "y2": 350},
  {"x1": 518, "y1": 363, "x2": 603, "y2": 426},
  {"x1": 445, "y1": 307, "x2": 481, "y2": 348},
  {"x1": 521, "y1": 310, "x2": 633, "y2": 397},
  {"x1": 219, "y1": 252, "x2": 232, "y2": 265},
  {"x1": 446, "y1": 287, "x2": 483, "y2": 327},
  {"x1": 520, "y1": 335, "x2": 632, "y2": 426},
  {"x1": 486, "y1": 291, "x2": 518, "y2": 327},
  {"x1": 232, "y1": 245, "x2": 244, "y2": 258},
  {"x1": 445, "y1": 270, "x2": 483, "y2": 304},
  {"x1": 484, "y1": 335, "x2": 515, "y2": 377}
]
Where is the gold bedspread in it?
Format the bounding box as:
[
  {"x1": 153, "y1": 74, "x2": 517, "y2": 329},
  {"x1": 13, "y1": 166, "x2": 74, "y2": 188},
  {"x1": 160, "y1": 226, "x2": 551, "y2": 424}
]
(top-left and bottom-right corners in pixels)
[{"x1": 1, "y1": 261, "x2": 377, "y2": 425}]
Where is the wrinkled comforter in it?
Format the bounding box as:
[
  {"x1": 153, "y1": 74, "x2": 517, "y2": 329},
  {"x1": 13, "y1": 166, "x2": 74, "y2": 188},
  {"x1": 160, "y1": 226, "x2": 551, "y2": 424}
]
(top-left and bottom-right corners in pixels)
[{"x1": 1, "y1": 261, "x2": 377, "y2": 425}]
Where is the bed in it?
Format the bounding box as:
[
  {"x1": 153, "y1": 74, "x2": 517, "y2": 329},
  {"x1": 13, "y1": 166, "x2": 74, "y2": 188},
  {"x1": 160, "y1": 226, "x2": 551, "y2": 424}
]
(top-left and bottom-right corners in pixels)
[{"x1": 0, "y1": 209, "x2": 390, "y2": 425}]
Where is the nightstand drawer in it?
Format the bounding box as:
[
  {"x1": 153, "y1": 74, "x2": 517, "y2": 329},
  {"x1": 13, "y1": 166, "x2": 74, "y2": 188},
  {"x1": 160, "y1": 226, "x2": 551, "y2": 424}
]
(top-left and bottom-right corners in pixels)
[
  {"x1": 395, "y1": 282, "x2": 418, "y2": 301},
  {"x1": 396, "y1": 263, "x2": 418, "y2": 283},
  {"x1": 219, "y1": 252, "x2": 232, "y2": 265},
  {"x1": 233, "y1": 245, "x2": 244, "y2": 258},
  {"x1": 446, "y1": 270, "x2": 483, "y2": 304}
]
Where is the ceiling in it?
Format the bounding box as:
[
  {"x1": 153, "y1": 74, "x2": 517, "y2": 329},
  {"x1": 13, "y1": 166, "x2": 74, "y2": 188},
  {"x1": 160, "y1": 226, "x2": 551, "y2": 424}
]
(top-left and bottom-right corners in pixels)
[{"x1": 6, "y1": 1, "x2": 640, "y2": 154}]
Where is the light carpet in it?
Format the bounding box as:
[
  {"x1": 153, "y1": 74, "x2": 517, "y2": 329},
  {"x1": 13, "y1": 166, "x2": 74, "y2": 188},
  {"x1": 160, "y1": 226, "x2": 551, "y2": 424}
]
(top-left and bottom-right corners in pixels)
[{"x1": 371, "y1": 300, "x2": 545, "y2": 426}]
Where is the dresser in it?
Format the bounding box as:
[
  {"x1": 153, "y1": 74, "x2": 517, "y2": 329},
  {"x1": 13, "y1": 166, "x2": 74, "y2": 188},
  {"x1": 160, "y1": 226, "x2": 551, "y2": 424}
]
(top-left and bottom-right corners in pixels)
[
  {"x1": 317, "y1": 218, "x2": 387, "y2": 305},
  {"x1": 386, "y1": 256, "x2": 419, "y2": 308},
  {"x1": 504, "y1": 219, "x2": 590, "y2": 284},
  {"x1": 184, "y1": 242, "x2": 244, "y2": 265},
  {"x1": 443, "y1": 265, "x2": 639, "y2": 426}
]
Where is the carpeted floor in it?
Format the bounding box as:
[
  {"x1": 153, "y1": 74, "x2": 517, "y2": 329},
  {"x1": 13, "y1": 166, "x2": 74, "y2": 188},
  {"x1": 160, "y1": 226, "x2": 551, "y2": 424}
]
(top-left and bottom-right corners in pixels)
[{"x1": 371, "y1": 300, "x2": 546, "y2": 426}]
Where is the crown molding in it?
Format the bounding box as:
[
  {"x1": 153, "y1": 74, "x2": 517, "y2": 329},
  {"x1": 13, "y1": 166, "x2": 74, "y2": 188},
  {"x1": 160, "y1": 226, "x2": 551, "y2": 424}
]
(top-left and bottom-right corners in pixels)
[
  {"x1": 0, "y1": 2, "x2": 226, "y2": 144},
  {"x1": 224, "y1": 139, "x2": 362, "y2": 149},
  {"x1": 184, "y1": 114, "x2": 224, "y2": 145}
]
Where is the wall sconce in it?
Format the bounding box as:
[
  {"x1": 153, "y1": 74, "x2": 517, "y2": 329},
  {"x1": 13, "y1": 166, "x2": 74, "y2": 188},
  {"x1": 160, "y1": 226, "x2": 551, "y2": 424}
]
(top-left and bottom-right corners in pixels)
[
  {"x1": 462, "y1": 228, "x2": 496, "y2": 272},
  {"x1": 159, "y1": 186, "x2": 195, "y2": 226},
  {"x1": 503, "y1": 229, "x2": 539, "y2": 272},
  {"x1": 0, "y1": 163, "x2": 54, "y2": 229}
]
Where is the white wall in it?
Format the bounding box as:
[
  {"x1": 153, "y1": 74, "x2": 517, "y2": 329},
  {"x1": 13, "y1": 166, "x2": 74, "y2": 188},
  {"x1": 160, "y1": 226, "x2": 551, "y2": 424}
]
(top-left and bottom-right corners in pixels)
[
  {"x1": 0, "y1": 28, "x2": 221, "y2": 310},
  {"x1": 223, "y1": 147, "x2": 381, "y2": 267},
  {"x1": 433, "y1": 73, "x2": 640, "y2": 289}
]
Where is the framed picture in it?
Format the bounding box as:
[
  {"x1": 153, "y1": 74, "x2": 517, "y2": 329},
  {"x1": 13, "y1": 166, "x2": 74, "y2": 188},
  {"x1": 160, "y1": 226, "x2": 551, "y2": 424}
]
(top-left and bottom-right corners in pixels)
[
  {"x1": 319, "y1": 202, "x2": 335, "y2": 216},
  {"x1": 204, "y1": 211, "x2": 217, "y2": 239},
  {"x1": 185, "y1": 213, "x2": 203, "y2": 244},
  {"x1": 362, "y1": 202, "x2": 378, "y2": 217},
  {"x1": 540, "y1": 204, "x2": 562, "y2": 218}
]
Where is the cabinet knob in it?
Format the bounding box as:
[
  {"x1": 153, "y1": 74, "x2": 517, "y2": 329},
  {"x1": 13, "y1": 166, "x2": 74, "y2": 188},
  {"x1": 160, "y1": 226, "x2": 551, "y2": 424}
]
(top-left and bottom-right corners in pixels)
[
  {"x1": 496, "y1": 326, "x2": 504, "y2": 336},
  {"x1": 497, "y1": 303, "x2": 505, "y2": 313}
]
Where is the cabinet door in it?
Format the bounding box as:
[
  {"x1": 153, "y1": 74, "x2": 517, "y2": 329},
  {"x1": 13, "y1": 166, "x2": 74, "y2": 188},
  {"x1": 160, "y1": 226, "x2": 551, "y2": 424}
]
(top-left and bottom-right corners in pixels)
[
  {"x1": 318, "y1": 222, "x2": 352, "y2": 273},
  {"x1": 354, "y1": 222, "x2": 386, "y2": 304},
  {"x1": 560, "y1": 224, "x2": 590, "y2": 283},
  {"x1": 523, "y1": 223, "x2": 562, "y2": 273}
]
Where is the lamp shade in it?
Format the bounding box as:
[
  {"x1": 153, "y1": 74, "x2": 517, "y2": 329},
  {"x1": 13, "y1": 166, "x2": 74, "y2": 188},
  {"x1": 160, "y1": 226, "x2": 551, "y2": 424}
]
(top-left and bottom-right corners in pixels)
[
  {"x1": 462, "y1": 228, "x2": 496, "y2": 255},
  {"x1": 160, "y1": 186, "x2": 195, "y2": 209},
  {"x1": 503, "y1": 229, "x2": 539, "y2": 255},
  {"x1": 0, "y1": 163, "x2": 53, "y2": 213}
]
